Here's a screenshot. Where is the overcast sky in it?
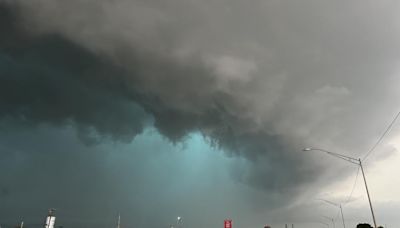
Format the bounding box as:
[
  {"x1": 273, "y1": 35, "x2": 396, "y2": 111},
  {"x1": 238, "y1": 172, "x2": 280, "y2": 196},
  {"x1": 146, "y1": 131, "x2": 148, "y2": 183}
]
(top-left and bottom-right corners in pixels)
[{"x1": 1, "y1": 0, "x2": 400, "y2": 228}]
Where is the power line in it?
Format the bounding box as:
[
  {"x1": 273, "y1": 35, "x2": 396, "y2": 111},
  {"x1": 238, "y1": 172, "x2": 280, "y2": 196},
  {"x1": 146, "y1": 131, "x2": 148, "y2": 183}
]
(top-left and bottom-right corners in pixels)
[
  {"x1": 344, "y1": 166, "x2": 360, "y2": 205},
  {"x1": 324, "y1": 167, "x2": 360, "y2": 228},
  {"x1": 363, "y1": 111, "x2": 400, "y2": 161}
]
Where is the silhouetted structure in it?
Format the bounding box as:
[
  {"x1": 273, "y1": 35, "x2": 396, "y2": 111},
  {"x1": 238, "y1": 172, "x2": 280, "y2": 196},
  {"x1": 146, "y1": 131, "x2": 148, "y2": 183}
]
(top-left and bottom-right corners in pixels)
[
  {"x1": 44, "y1": 209, "x2": 56, "y2": 228},
  {"x1": 357, "y1": 224, "x2": 372, "y2": 228}
]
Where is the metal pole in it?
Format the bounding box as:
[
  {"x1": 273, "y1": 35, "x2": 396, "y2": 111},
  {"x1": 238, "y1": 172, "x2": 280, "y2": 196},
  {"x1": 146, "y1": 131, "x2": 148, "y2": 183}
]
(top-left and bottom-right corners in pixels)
[
  {"x1": 177, "y1": 217, "x2": 182, "y2": 228},
  {"x1": 332, "y1": 219, "x2": 335, "y2": 228},
  {"x1": 339, "y1": 205, "x2": 346, "y2": 228},
  {"x1": 317, "y1": 222, "x2": 330, "y2": 228},
  {"x1": 359, "y1": 159, "x2": 377, "y2": 228}
]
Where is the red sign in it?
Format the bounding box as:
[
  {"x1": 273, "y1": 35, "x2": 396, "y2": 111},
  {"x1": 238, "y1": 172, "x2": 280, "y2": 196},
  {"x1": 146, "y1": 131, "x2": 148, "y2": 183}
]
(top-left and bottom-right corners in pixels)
[{"x1": 224, "y1": 220, "x2": 232, "y2": 228}]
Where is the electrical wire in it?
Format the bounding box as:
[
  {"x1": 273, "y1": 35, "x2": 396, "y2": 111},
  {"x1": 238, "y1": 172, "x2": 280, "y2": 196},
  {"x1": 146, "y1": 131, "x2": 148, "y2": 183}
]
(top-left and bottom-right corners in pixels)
[
  {"x1": 344, "y1": 166, "x2": 360, "y2": 205},
  {"x1": 363, "y1": 111, "x2": 400, "y2": 161}
]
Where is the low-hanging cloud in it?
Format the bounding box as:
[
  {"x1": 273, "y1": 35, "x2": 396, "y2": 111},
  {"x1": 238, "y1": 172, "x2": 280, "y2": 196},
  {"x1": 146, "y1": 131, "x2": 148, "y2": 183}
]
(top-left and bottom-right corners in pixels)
[
  {"x1": 2, "y1": 1, "x2": 400, "y2": 223},
  {"x1": 0, "y1": 1, "x2": 319, "y2": 194}
]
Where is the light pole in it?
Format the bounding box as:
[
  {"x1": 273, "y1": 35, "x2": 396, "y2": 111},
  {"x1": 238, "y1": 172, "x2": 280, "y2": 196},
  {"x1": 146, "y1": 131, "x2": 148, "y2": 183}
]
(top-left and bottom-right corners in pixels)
[
  {"x1": 318, "y1": 199, "x2": 346, "y2": 228},
  {"x1": 177, "y1": 216, "x2": 182, "y2": 228},
  {"x1": 303, "y1": 148, "x2": 377, "y2": 228},
  {"x1": 319, "y1": 221, "x2": 330, "y2": 228},
  {"x1": 322, "y1": 215, "x2": 335, "y2": 228}
]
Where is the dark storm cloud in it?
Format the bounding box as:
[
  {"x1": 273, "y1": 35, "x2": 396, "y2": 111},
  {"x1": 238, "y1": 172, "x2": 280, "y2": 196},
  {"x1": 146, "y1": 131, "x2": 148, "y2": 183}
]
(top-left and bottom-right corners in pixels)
[
  {"x1": 3, "y1": 1, "x2": 400, "y2": 226},
  {"x1": 0, "y1": 3, "x2": 150, "y2": 144},
  {"x1": 0, "y1": 0, "x2": 319, "y2": 195}
]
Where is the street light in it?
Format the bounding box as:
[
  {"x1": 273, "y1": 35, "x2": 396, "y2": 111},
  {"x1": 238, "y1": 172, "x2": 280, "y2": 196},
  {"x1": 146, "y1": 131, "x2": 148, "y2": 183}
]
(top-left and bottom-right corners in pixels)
[
  {"x1": 321, "y1": 215, "x2": 335, "y2": 228},
  {"x1": 303, "y1": 148, "x2": 377, "y2": 228},
  {"x1": 177, "y1": 216, "x2": 182, "y2": 228},
  {"x1": 318, "y1": 199, "x2": 346, "y2": 228},
  {"x1": 319, "y1": 221, "x2": 330, "y2": 228},
  {"x1": 170, "y1": 216, "x2": 182, "y2": 228}
]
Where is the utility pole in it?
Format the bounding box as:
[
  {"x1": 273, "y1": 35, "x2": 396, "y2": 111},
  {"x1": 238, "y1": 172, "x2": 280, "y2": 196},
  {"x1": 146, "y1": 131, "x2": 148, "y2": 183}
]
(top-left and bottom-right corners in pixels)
[{"x1": 359, "y1": 159, "x2": 377, "y2": 228}]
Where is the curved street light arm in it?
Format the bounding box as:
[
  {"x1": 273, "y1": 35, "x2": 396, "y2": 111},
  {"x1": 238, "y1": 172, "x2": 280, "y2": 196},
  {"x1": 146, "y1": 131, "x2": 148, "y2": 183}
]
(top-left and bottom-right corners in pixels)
[{"x1": 303, "y1": 148, "x2": 359, "y2": 164}]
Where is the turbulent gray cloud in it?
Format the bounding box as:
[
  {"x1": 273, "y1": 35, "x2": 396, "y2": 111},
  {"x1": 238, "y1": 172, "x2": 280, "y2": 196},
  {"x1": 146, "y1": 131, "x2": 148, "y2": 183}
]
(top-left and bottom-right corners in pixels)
[
  {"x1": 0, "y1": 4, "x2": 151, "y2": 144},
  {"x1": 2, "y1": 0, "x2": 400, "y2": 227},
  {"x1": 0, "y1": 0, "x2": 318, "y2": 192}
]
